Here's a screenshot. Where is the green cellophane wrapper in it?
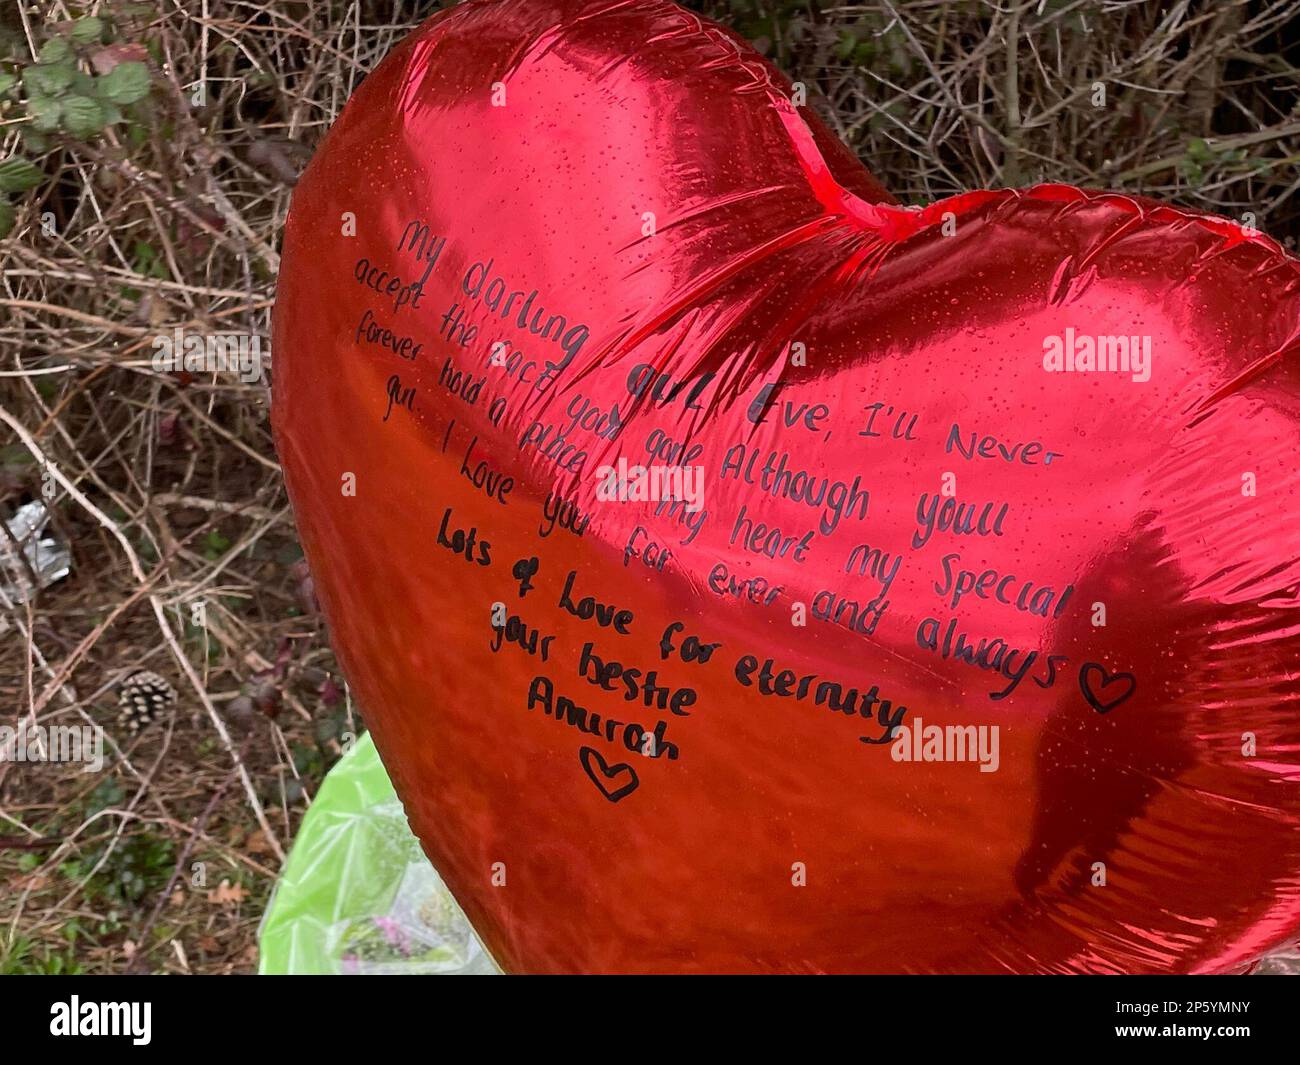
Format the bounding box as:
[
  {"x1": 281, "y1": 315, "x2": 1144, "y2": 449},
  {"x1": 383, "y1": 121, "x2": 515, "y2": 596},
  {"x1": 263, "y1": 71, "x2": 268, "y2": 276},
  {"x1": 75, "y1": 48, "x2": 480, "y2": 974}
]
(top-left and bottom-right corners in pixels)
[{"x1": 258, "y1": 732, "x2": 499, "y2": 975}]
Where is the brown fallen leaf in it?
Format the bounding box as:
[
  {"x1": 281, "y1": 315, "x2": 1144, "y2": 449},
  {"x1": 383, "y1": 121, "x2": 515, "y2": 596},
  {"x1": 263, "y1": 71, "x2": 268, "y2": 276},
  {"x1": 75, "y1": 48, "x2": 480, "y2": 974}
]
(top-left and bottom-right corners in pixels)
[
  {"x1": 91, "y1": 42, "x2": 149, "y2": 75},
  {"x1": 14, "y1": 872, "x2": 51, "y2": 892},
  {"x1": 208, "y1": 879, "x2": 248, "y2": 906},
  {"x1": 243, "y1": 829, "x2": 274, "y2": 856}
]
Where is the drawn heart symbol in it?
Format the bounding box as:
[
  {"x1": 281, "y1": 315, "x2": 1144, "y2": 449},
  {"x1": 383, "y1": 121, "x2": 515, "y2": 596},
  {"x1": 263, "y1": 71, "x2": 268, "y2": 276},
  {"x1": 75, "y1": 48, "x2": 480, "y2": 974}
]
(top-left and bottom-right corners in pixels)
[
  {"x1": 579, "y1": 746, "x2": 640, "y2": 803},
  {"x1": 1078, "y1": 664, "x2": 1136, "y2": 714},
  {"x1": 273, "y1": 0, "x2": 1300, "y2": 973}
]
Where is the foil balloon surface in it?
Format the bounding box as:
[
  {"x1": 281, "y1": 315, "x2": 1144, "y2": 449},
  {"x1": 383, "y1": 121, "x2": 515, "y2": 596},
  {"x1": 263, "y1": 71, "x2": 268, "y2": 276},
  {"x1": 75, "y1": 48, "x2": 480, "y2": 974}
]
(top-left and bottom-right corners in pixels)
[{"x1": 272, "y1": 0, "x2": 1300, "y2": 973}]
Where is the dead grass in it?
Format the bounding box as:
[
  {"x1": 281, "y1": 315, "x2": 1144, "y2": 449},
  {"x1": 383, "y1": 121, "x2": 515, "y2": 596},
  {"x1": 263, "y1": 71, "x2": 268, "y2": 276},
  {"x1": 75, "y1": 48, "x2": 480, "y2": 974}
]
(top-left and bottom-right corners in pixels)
[{"x1": 2, "y1": 0, "x2": 1298, "y2": 974}]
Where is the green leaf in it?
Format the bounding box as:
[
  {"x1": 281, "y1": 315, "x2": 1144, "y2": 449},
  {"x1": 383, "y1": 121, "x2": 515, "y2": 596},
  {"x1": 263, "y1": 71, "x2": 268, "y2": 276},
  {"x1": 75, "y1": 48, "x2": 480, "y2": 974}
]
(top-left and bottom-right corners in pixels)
[
  {"x1": 1186, "y1": 137, "x2": 1214, "y2": 164},
  {"x1": 38, "y1": 37, "x2": 72, "y2": 64},
  {"x1": 21, "y1": 129, "x2": 49, "y2": 153},
  {"x1": 28, "y1": 95, "x2": 62, "y2": 132},
  {"x1": 0, "y1": 157, "x2": 43, "y2": 193},
  {"x1": 204, "y1": 529, "x2": 231, "y2": 558},
  {"x1": 0, "y1": 72, "x2": 16, "y2": 97},
  {"x1": 70, "y1": 17, "x2": 105, "y2": 45},
  {"x1": 61, "y1": 95, "x2": 105, "y2": 138},
  {"x1": 0, "y1": 198, "x2": 14, "y2": 240},
  {"x1": 98, "y1": 61, "x2": 150, "y2": 105},
  {"x1": 23, "y1": 62, "x2": 75, "y2": 97}
]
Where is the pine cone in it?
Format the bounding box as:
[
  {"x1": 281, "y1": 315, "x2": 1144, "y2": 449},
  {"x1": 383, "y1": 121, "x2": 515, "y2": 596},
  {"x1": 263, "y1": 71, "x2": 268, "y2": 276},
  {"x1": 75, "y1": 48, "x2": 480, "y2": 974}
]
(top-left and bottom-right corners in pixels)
[{"x1": 117, "y1": 670, "x2": 177, "y2": 734}]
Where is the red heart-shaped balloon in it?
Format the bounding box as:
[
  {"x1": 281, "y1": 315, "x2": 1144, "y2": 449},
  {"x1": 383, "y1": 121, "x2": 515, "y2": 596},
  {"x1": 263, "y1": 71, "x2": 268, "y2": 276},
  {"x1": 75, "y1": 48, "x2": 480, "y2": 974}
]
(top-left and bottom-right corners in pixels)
[{"x1": 272, "y1": 0, "x2": 1300, "y2": 973}]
